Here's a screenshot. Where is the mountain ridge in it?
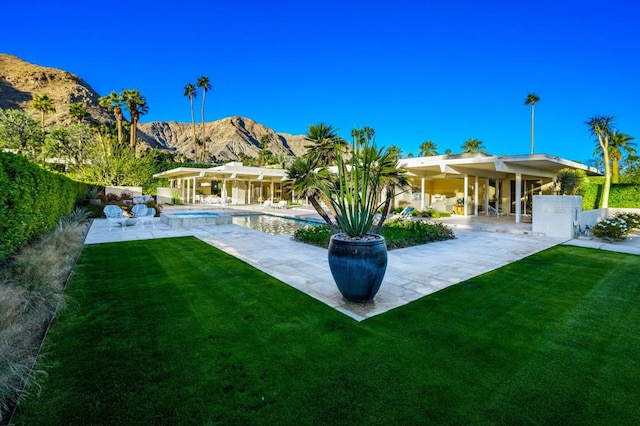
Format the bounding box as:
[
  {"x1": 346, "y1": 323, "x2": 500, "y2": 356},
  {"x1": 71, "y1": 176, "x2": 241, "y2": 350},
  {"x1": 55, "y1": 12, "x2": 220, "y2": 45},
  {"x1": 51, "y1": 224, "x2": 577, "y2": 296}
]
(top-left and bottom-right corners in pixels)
[{"x1": 0, "y1": 53, "x2": 308, "y2": 161}]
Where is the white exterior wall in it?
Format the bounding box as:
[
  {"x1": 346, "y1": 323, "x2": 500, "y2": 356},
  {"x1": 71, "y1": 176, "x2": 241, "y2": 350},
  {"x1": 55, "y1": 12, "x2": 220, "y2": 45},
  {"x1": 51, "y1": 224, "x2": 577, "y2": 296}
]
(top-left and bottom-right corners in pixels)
[
  {"x1": 532, "y1": 195, "x2": 582, "y2": 239},
  {"x1": 157, "y1": 187, "x2": 174, "y2": 204}
]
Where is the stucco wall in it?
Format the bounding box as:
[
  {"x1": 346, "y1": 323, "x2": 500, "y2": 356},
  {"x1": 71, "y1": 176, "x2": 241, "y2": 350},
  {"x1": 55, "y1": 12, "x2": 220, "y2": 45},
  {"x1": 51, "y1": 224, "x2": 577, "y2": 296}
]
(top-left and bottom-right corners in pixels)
[{"x1": 532, "y1": 195, "x2": 582, "y2": 239}]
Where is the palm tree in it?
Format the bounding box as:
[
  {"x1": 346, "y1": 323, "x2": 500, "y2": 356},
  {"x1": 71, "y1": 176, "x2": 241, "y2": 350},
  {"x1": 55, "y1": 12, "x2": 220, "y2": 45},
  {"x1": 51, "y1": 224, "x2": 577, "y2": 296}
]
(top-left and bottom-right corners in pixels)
[
  {"x1": 197, "y1": 76, "x2": 212, "y2": 162},
  {"x1": 609, "y1": 131, "x2": 636, "y2": 184},
  {"x1": 122, "y1": 89, "x2": 149, "y2": 153},
  {"x1": 99, "y1": 91, "x2": 125, "y2": 144},
  {"x1": 371, "y1": 146, "x2": 410, "y2": 233},
  {"x1": 461, "y1": 138, "x2": 486, "y2": 153},
  {"x1": 260, "y1": 134, "x2": 271, "y2": 150},
  {"x1": 69, "y1": 102, "x2": 89, "y2": 123},
  {"x1": 183, "y1": 83, "x2": 198, "y2": 160},
  {"x1": 30, "y1": 94, "x2": 56, "y2": 141},
  {"x1": 586, "y1": 115, "x2": 615, "y2": 208},
  {"x1": 387, "y1": 144, "x2": 402, "y2": 161},
  {"x1": 525, "y1": 93, "x2": 540, "y2": 154},
  {"x1": 418, "y1": 140, "x2": 438, "y2": 156},
  {"x1": 305, "y1": 122, "x2": 346, "y2": 165},
  {"x1": 287, "y1": 156, "x2": 339, "y2": 233}
]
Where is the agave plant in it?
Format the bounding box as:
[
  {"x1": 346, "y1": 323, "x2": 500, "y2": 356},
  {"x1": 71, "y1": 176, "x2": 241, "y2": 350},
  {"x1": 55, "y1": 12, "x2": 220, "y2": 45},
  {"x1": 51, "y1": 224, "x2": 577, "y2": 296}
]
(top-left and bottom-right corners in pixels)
[
  {"x1": 325, "y1": 139, "x2": 383, "y2": 237},
  {"x1": 291, "y1": 125, "x2": 408, "y2": 238}
]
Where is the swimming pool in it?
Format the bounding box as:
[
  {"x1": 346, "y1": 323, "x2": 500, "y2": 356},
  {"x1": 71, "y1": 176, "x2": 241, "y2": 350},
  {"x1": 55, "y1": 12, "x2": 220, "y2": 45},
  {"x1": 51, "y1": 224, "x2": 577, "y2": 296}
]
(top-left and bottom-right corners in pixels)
[{"x1": 232, "y1": 214, "x2": 321, "y2": 235}]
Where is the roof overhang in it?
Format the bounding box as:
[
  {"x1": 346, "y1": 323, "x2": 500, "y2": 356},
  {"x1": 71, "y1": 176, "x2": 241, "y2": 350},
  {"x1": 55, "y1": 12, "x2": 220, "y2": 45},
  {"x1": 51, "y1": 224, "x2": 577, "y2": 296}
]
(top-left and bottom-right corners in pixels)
[
  {"x1": 398, "y1": 153, "x2": 601, "y2": 180},
  {"x1": 153, "y1": 162, "x2": 288, "y2": 182}
]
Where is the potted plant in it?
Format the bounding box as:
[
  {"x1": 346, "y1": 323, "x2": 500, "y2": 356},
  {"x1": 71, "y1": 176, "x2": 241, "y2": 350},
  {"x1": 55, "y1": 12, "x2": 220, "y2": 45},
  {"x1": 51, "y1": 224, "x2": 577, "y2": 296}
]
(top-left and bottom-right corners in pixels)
[
  {"x1": 171, "y1": 191, "x2": 181, "y2": 205},
  {"x1": 86, "y1": 185, "x2": 102, "y2": 205},
  {"x1": 288, "y1": 125, "x2": 408, "y2": 302}
]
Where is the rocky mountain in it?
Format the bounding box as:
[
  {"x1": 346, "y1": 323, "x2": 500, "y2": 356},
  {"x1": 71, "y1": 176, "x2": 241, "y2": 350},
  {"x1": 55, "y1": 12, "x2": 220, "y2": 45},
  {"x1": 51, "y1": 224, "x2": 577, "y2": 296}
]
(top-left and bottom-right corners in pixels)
[
  {"x1": 0, "y1": 53, "x2": 112, "y2": 124},
  {"x1": 0, "y1": 54, "x2": 308, "y2": 161},
  {"x1": 138, "y1": 116, "x2": 309, "y2": 161}
]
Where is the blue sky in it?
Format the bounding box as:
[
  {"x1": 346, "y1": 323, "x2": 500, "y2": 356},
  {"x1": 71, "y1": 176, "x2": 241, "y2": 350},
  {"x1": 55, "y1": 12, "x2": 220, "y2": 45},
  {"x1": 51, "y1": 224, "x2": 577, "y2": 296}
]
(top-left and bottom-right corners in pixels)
[{"x1": 3, "y1": 0, "x2": 639, "y2": 162}]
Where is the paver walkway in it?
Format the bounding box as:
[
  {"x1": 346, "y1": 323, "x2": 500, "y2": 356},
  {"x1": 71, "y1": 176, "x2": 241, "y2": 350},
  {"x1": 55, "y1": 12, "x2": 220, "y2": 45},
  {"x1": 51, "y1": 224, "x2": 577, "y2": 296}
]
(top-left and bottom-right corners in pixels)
[{"x1": 85, "y1": 213, "x2": 567, "y2": 321}]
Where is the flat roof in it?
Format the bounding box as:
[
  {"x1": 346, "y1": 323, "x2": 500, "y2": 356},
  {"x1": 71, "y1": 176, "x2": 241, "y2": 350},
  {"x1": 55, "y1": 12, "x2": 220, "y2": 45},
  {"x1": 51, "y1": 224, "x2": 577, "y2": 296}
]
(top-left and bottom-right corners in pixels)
[{"x1": 399, "y1": 153, "x2": 601, "y2": 179}]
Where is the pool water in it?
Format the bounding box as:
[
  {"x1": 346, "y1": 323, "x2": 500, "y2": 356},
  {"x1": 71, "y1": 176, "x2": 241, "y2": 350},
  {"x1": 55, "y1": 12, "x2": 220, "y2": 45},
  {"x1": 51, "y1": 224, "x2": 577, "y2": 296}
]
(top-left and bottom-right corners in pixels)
[{"x1": 232, "y1": 215, "x2": 321, "y2": 235}]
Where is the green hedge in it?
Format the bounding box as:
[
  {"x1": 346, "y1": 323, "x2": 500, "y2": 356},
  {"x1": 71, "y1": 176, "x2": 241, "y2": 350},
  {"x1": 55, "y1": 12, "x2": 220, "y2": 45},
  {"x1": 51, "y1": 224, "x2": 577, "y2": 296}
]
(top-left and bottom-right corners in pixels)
[
  {"x1": 581, "y1": 178, "x2": 640, "y2": 209},
  {"x1": 0, "y1": 151, "x2": 87, "y2": 263}
]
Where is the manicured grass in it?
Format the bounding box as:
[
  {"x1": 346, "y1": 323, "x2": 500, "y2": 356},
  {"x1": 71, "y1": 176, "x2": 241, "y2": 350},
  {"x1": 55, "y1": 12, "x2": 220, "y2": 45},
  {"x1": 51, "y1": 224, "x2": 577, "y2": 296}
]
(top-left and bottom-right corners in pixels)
[{"x1": 14, "y1": 238, "x2": 640, "y2": 425}]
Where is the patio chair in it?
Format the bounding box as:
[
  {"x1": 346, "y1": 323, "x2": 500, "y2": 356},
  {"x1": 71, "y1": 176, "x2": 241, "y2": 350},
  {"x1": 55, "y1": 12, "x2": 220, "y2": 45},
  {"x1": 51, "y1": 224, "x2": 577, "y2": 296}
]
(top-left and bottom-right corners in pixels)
[
  {"x1": 103, "y1": 205, "x2": 128, "y2": 231},
  {"x1": 140, "y1": 206, "x2": 156, "y2": 228},
  {"x1": 487, "y1": 204, "x2": 504, "y2": 217},
  {"x1": 131, "y1": 204, "x2": 148, "y2": 218},
  {"x1": 276, "y1": 200, "x2": 287, "y2": 209},
  {"x1": 391, "y1": 206, "x2": 414, "y2": 219}
]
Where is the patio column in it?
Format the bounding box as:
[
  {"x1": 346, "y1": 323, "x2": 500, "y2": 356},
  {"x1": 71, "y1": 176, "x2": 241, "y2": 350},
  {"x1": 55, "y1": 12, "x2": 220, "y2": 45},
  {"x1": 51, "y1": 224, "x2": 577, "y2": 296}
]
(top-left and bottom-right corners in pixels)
[
  {"x1": 186, "y1": 178, "x2": 191, "y2": 204},
  {"x1": 485, "y1": 178, "x2": 490, "y2": 216},
  {"x1": 192, "y1": 177, "x2": 197, "y2": 203},
  {"x1": 222, "y1": 179, "x2": 227, "y2": 199},
  {"x1": 420, "y1": 177, "x2": 426, "y2": 211},
  {"x1": 515, "y1": 173, "x2": 522, "y2": 223},
  {"x1": 232, "y1": 181, "x2": 239, "y2": 205},
  {"x1": 463, "y1": 175, "x2": 469, "y2": 216},
  {"x1": 270, "y1": 181, "x2": 274, "y2": 201},
  {"x1": 474, "y1": 176, "x2": 479, "y2": 216}
]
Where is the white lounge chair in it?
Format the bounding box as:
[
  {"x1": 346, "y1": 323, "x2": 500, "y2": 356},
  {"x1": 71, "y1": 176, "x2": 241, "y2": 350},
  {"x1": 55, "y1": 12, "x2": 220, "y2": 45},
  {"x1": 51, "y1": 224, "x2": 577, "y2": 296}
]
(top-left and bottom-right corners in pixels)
[
  {"x1": 103, "y1": 205, "x2": 128, "y2": 231},
  {"x1": 140, "y1": 206, "x2": 156, "y2": 228},
  {"x1": 275, "y1": 200, "x2": 287, "y2": 209},
  {"x1": 131, "y1": 204, "x2": 148, "y2": 218}
]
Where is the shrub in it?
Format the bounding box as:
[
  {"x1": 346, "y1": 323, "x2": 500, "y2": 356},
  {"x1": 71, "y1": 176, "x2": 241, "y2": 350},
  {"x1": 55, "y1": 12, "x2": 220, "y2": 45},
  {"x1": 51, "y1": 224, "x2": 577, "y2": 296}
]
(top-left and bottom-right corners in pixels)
[
  {"x1": 591, "y1": 212, "x2": 639, "y2": 242},
  {"x1": 382, "y1": 219, "x2": 455, "y2": 249},
  {"x1": 580, "y1": 178, "x2": 640, "y2": 209},
  {"x1": 592, "y1": 217, "x2": 628, "y2": 242},
  {"x1": 617, "y1": 212, "x2": 640, "y2": 229},
  {"x1": 0, "y1": 210, "x2": 87, "y2": 421},
  {"x1": 0, "y1": 151, "x2": 87, "y2": 263},
  {"x1": 292, "y1": 225, "x2": 331, "y2": 248},
  {"x1": 292, "y1": 220, "x2": 455, "y2": 250}
]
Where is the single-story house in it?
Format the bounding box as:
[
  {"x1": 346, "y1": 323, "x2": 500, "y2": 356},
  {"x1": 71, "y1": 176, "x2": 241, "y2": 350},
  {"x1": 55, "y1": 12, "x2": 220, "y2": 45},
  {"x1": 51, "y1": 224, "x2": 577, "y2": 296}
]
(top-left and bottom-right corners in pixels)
[
  {"x1": 153, "y1": 162, "x2": 289, "y2": 205},
  {"x1": 155, "y1": 153, "x2": 600, "y2": 223}
]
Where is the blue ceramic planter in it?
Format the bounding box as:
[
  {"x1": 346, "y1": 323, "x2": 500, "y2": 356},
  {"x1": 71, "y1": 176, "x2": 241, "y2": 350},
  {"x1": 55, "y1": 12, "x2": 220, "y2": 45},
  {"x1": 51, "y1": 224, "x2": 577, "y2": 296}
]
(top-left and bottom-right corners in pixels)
[{"x1": 328, "y1": 233, "x2": 388, "y2": 303}]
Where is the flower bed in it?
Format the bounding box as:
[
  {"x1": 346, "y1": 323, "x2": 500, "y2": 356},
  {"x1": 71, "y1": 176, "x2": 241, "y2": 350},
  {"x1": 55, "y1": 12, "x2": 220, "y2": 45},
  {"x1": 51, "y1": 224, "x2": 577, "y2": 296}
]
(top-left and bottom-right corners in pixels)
[{"x1": 592, "y1": 212, "x2": 640, "y2": 242}]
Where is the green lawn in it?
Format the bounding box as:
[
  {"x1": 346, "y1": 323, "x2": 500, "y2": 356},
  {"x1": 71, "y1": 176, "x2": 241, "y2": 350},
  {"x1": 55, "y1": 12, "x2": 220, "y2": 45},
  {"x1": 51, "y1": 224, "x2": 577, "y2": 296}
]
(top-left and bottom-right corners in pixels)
[{"x1": 14, "y1": 237, "x2": 640, "y2": 425}]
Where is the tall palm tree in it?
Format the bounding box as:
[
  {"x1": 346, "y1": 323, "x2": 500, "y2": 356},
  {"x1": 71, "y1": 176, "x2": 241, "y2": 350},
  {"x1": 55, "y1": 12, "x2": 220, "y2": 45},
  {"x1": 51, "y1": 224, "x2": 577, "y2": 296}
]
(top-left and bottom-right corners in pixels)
[
  {"x1": 525, "y1": 93, "x2": 540, "y2": 154},
  {"x1": 122, "y1": 89, "x2": 149, "y2": 153},
  {"x1": 183, "y1": 83, "x2": 198, "y2": 160},
  {"x1": 594, "y1": 130, "x2": 636, "y2": 184},
  {"x1": 197, "y1": 76, "x2": 212, "y2": 162},
  {"x1": 69, "y1": 102, "x2": 89, "y2": 123},
  {"x1": 99, "y1": 91, "x2": 125, "y2": 144},
  {"x1": 586, "y1": 115, "x2": 615, "y2": 208},
  {"x1": 30, "y1": 94, "x2": 56, "y2": 141},
  {"x1": 305, "y1": 122, "x2": 346, "y2": 165},
  {"x1": 418, "y1": 140, "x2": 438, "y2": 156},
  {"x1": 387, "y1": 144, "x2": 402, "y2": 161},
  {"x1": 461, "y1": 138, "x2": 486, "y2": 153}
]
